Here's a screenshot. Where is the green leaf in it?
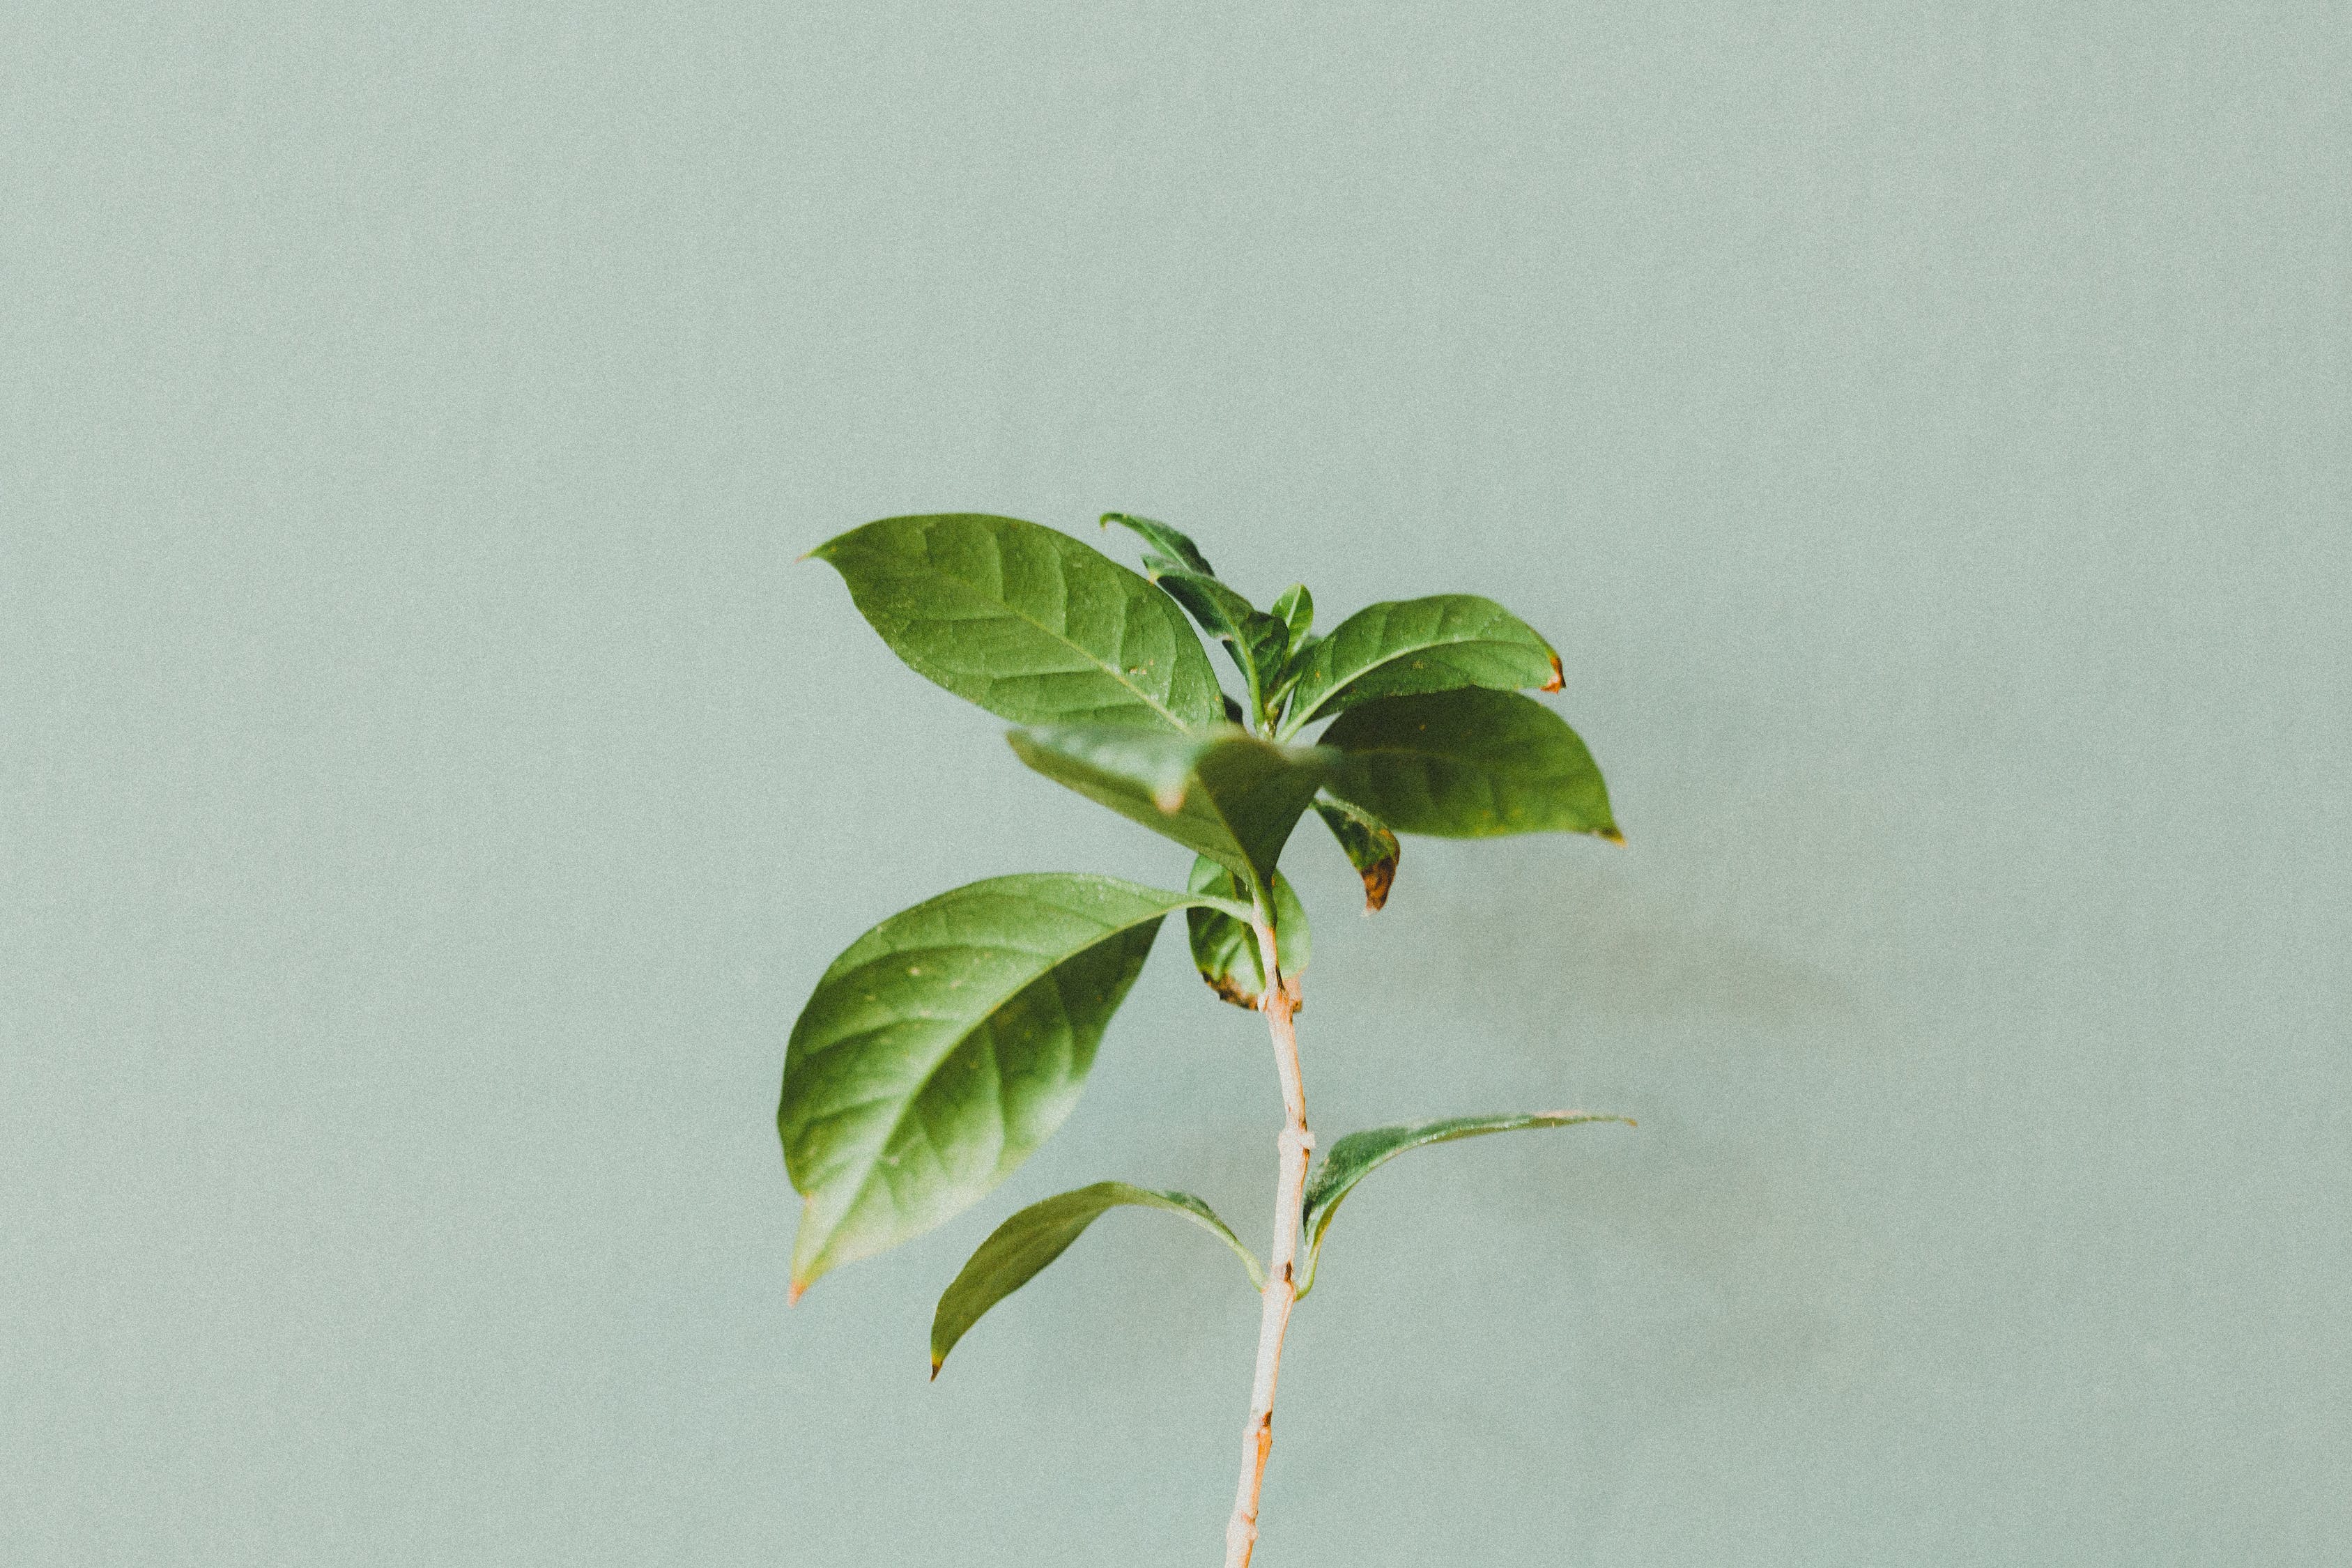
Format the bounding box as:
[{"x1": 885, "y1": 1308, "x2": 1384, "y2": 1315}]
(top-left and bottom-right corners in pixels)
[
  {"x1": 1321, "y1": 688, "x2": 1620, "y2": 840},
  {"x1": 1185, "y1": 854, "x2": 1310, "y2": 1009},
  {"x1": 930, "y1": 1181, "x2": 1262, "y2": 1376},
  {"x1": 1270, "y1": 583, "x2": 1314, "y2": 643},
  {"x1": 1152, "y1": 570, "x2": 1292, "y2": 723},
  {"x1": 781, "y1": 874, "x2": 1244, "y2": 1300},
  {"x1": 1006, "y1": 725, "x2": 1331, "y2": 891},
  {"x1": 1310, "y1": 794, "x2": 1400, "y2": 912},
  {"x1": 1279, "y1": 594, "x2": 1564, "y2": 735},
  {"x1": 1100, "y1": 512, "x2": 1217, "y2": 578},
  {"x1": 1296, "y1": 1111, "x2": 1634, "y2": 1298},
  {"x1": 810, "y1": 514, "x2": 1224, "y2": 732}
]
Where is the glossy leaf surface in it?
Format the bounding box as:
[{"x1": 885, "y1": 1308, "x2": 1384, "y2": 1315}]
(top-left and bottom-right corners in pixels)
[
  {"x1": 1311, "y1": 794, "x2": 1400, "y2": 912},
  {"x1": 1279, "y1": 594, "x2": 1564, "y2": 734},
  {"x1": 781, "y1": 875, "x2": 1235, "y2": 1298},
  {"x1": 1296, "y1": 1111, "x2": 1633, "y2": 1296},
  {"x1": 812, "y1": 514, "x2": 1224, "y2": 731},
  {"x1": 930, "y1": 1181, "x2": 1261, "y2": 1376},
  {"x1": 1185, "y1": 854, "x2": 1310, "y2": 1008},
  {"x1": 1007, "y1": 725, "x2": 1331, "y2": 889},
  {"x1": 1322, "y1": 688, "x2": 1618, "y2": 840}
]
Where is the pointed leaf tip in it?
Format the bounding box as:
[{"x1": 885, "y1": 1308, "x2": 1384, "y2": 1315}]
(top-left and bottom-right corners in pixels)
[
  {"x1": 1601, "y1": 825, "x2": 1626, "y2": 845},
  {"x1": 1543, "y1": 653, "x2": 1565, "y2": 692},
  {"x1": 787, "y1": 1278, "x2": 808, "y2": 1306}
]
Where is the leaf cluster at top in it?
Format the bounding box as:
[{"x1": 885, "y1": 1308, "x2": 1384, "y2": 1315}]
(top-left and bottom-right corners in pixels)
[{"x1": 783, "y1": 509, "x2": 1626, "y2": 1332}]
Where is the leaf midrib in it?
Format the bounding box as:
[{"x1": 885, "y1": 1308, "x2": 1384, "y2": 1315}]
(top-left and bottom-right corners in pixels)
[{"x1": 870, "y1": 540, "x2": 1204, "y2": 731}]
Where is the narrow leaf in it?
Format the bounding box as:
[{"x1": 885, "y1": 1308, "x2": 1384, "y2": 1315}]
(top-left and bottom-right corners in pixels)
[
  {"x1": 1296, "y1": 1111, "x2": 1634, "y2": 1298},
  {"x1": 1279, "y1": 594, "x2": 1564, "y2": 735},
  {"x1": 1152, "y1": 570, "x2": 1291, "y2": 723},
  {"x1": 1322, "y1": 688, "x2": 1619, "y2": 840},
  {"x1": 811, "y1": 514, "x2": 1224, "y2": 732},
  {"x1": 781, "y1": 875, "x2": 1240, "y2": 1299},
  {"x1": 930, "y1": 1181, "x2": 1262, "y2": 1376},
  {"x1": 1185, "y1": 854, "x2": 1310, "y2": 1008},
  {"x1": 1311, "y1": 794, "x2": 1400, "y2": 912},
  {"x1": 1270, "y1": 583, "x2": 1314, "y2": 643},
  {"x1": 1101, "y1": 512, "x2": 1217, "y2": 578},
  {"x1": 1007, "y1": 725, "x2": 1330, "y2": 890}
]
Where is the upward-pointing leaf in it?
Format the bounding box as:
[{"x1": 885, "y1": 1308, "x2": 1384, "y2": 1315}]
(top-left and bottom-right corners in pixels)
[
  {"x1": 930, "y1": 1181, "x2": 1262, "y2": 1377},
  {"x1": 1151, "y1": 570, "x2": 1292, "y2": 724},
  {"x1": 1007, "y1": 725, "x2": 1331, "y2": 891},
  {"x1": 1279, "y1": 594, "x2": 1564, "y2": 735},
  {"x1": 811, "y1": 514, "x2": 1225, "y2": 732},
  {"x1": 1270, "y1": 583, "x2": 1314, "y2": 644},
  {"x1": 1295, "y1": 1111, "x2": 1634, "y2": 1298},
  {"x1": 781, "y1": 874, "x2": 1245, "y2": 1300}
]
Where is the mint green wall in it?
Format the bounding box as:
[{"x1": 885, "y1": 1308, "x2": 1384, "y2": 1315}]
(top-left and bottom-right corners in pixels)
[{"x1": 6, "y1": 6, "x2": 2345, "y2": 1564}]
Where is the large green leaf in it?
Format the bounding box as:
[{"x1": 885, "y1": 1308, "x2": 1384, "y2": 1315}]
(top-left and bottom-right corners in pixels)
[
  {"x1": 1310, "y1": 794, "x2": 1400, "y2": 913},
  {"x1": 1321, "y1": 688, "x2": 1620, "y2": 840},
  {"x1": 930, "y1": 1181, "x2": 1262, "y2": 1376},
  {"x1": 1278, "y1": 594, "x2": 1564, "y2": 735},
  {"x1": 1296, "y1": 1111, "x2": 1634, "y2": 1298},
  {"x1": 810, "y1": 514, "x2": 1225, "y2": 732},
  {"x1": 1185, "y1": 854, "x2": 1310, "y2": 1009},
  {"x1": 781, "y1": 874, "x2": 1247, "y2": 1300},
  {"x1": 1006, "y1": 725, "x2": 1331, "y2": 890}
]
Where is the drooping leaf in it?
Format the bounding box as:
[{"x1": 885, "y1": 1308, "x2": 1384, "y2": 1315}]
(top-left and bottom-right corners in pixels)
[
  {"x1": 1151, "y1": 570, "x2": 1291, "y2": 723},
  {"x1": 1006, "y1": 725, "x2": 1331, "y2": 890},
  {"x1": 930, "y1": 1181, "x2": 1262, "y2": 1376},
  {"x1": 1279, "y1": 594, "x2": 1564, "y2": 735},
  {"x1": 781, "y1": 874, "x2": 1247, "y2": 1300},
  {"x1": 1270, "y1": 583, "x2": 1314, "y2": 644},
  {"x1": 1311, "y1": 794, "x2": 1400, "y2": 912},
  {"x1": 1295, "y1": 1111, "x2": 1634, "y2": 1298},
  {"x1": 1185, "y1": 854, "x2": 1310, "y2": 1009},
  {"x1": 1100, "y1": 512, "x2": 1217, "y2": 578},
  {"x1": 810, "y1": 514, "x2": 1225, "y2": 732},
  {"x1": 1321, "y1": 688, "x2": 1619, "y2": 840}
]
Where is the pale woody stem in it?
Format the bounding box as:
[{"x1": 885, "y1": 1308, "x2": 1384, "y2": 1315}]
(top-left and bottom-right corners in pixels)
[{"x1": 1223, "y1": 914, "x2": 1311, "y2": 1568}]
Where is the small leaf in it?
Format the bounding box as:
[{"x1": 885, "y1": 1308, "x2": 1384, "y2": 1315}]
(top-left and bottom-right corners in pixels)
[
  {"x1": 930, "y1": 1181, "x2": 1262, "y2": 1376},
  {"x1": 781, "y1": 875, "x2": 1244, "y2": 1299},
  {"x1": 1185, "y1": 854, "x2": 1310, "y2": 1008},
  {"x1": 1007, "y1": 725, "x2": 1331, "y2": 891},
  {"x1": 1101, "y1": 512, "x2": 1217, "y2": 578},
  {"x1": 1270, "y1": 583, "x2": 1314, "y2": 643},
  {"x1": 1321, "y1": 688, "x2": 1618, "y2": 840},
  {"x1": 811, "y1": 514, "x2": 1224, "y2": 732},
  {"x1": 1296, "y1": 1111, "x2": 1634, "y2": 1298},
  {"x1": 1311, "y1": 794, "x2": 1400, "y2": 912},
  {"x1": 1151, "y1": 570, "x2": 1292, "y2": 723},
  {"x1": 1279, "y1": 594, "x2": 1563, "y2": 735}
]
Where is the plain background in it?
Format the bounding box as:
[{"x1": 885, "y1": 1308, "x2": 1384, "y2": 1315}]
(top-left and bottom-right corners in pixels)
[{"x1": 5, "y1": 4, "x2": 2347, "y2": 1564}]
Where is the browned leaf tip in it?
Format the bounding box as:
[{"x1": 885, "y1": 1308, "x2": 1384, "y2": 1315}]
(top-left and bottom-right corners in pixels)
[
  {"x1": 1542, "y1": 652, "x2": 1565, "y2": 693},
  {"x1": 928, "y1": 1358, "x2": 942, "y2": 1382},
  {"x1": 1358, "y1": 856, "x2": 1397, "y2": 913},
  {"x1": 787, "y1": 1278, "x2": 809, "y2": 1307},
  {"x1": 1207, "y1": 971, "x2": 1261, "y2": 1010},
  {"x1": 1599, "y1": 825, "x2": 1626, "y2": 846}
]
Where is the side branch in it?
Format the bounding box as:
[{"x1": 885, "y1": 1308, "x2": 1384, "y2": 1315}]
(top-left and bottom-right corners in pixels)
[{"x1": 1224, "y1": 917, "x2": 1311, "y2": 1568}]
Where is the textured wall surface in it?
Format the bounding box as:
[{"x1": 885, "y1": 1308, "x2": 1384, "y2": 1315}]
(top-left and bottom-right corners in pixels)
[{"x1": 6, "y1": 6, "x2": 2346, "y2": 1564}]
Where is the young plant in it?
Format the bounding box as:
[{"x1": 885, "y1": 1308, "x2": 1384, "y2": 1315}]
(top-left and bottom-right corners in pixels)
[{"x1": 783, "y1": 512, "x2": 1629, "y2": 1564}]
